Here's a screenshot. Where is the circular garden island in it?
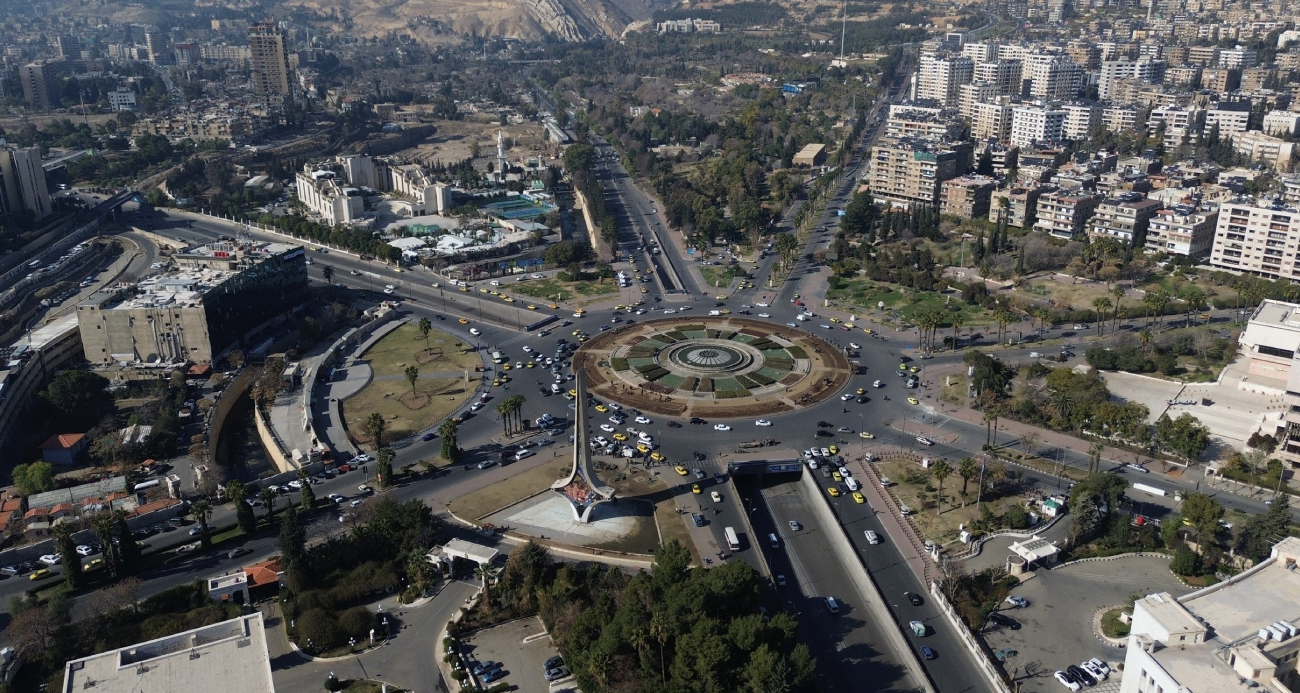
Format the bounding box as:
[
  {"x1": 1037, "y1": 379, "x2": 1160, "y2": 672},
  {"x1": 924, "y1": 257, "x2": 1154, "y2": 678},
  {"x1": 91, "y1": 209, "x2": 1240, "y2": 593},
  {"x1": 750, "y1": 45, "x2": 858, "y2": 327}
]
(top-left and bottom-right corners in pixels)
[{"x1": 573, "y1": 317, "x2": 852, "y2": 419}]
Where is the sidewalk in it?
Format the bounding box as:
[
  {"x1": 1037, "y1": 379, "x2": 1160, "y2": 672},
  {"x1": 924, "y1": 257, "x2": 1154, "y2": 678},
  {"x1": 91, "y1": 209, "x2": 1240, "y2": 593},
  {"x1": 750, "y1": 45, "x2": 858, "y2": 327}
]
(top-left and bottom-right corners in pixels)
[{"x1": 847, "y1": 447, "x2": 937, "y2": 585}]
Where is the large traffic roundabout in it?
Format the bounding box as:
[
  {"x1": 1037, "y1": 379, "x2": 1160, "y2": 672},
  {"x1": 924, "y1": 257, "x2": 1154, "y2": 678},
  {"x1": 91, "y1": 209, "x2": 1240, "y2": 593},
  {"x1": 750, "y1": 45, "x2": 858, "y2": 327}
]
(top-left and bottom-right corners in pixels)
[{"x1": 572, "y1": 316, "x2": 852, "y2": 419}]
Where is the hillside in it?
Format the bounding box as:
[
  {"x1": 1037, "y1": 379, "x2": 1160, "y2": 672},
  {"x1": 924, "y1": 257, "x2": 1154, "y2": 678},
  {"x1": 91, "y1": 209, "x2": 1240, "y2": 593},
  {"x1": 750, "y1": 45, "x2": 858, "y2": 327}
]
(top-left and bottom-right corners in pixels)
[{"x1": 285, "y1": 0, "x2": 640, "y2": 41}]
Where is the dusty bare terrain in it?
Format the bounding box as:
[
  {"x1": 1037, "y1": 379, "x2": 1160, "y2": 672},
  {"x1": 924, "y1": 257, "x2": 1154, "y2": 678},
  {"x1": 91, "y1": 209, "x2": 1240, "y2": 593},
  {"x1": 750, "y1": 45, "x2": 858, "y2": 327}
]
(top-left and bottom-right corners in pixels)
[
  {"x1": 286, "y1": 0, "x2": 635, "y2": 41},
  {"x1": 404, "y1": 119, "x2": 558, "y2": 168}
]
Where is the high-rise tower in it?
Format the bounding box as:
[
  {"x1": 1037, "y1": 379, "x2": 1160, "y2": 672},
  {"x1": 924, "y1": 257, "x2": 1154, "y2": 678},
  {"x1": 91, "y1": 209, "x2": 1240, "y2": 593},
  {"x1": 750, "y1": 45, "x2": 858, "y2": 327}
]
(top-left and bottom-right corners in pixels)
[{"x1": 248, "y1": 22, "x2": 294, "y2": 123}]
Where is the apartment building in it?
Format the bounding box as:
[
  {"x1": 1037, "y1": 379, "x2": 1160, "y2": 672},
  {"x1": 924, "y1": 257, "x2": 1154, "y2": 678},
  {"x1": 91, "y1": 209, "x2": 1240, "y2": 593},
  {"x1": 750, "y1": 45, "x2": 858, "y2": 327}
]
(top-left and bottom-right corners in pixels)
[
  {"x1": 1119, "y1": 539, "x2": 1300, "y2": 693},
  {"x1": 1033, "y1": 188, "x2": 1104, "y2": 238},
  {"x1": 296, "y1": 167, "x2": 364, "y2": 226},
  {"x1": 1086, "y1": 193, "x2": 1161, "y2": 244},
  {"x1": 940, "y1": 175, "x2": 997, "y2": 219},
  {"x1": 1188, "y1": 45, "x2": 1221, "y2": 65},
  {"x1": 961, "y1": 42, "x2": 997, "y2": 62},
  {"x1": 958, "y1": 83, "x2": 999, "y2": 118},
  {"x1": 973, "y1": 59, "x2": 1023, "y2": 95},
  {"x1": 1024, "y1": 54, "x2": 1083, "y2": 99},
  {"x1": 389, "y1": 163, "x2": 454, "y2": 214},
  {"x1": 1218, "y1": 46, "x2": 1258, "y2": 68},
  {"x1": 1164, "y1": 65, "x2": 1203, "y2": 87},
  {"x1": 1010, "y1": 105, "x2": 1066, "y2": 147},
  {"x1": 200, "y1": 44, "x2": 251, "y2": 62},
  {"x1": 1148, "y1": 105, "x2": 1203, "y2": 149},
  {"x1": 1098, "y1": 59, "x2": 1166, "y2": 99},
  {"x1": 144, "y1": 29, "x2": 172, "y2": 65},
  {"x1": 913, "y1": 55, "x2": 974, "y2": 106},
  {"x1": 972, "y1": 101, "x2": 1013, "y2": 143},
  {"x1": 1234, "y1": 131, "x2": 1297, "y2": 172},
  {"x1": 1206, "y1": 102, "x2": 1252, "y2": 138},
  {"x1": 1201, "y1": 67, "x2": 1241, "y2": 92},
  {"x1": 1102, "y1": 105, "x2": 1141, "y2": 132},
  {"x1": 1210, "y1": 201, "x2": 1300, "y2": 279},
  {"x1": 249, "y1": 22, "x2": 294, "y2": 117},
  {"x1": 19, "y1": 60, "x2": 59, "y2": 110},
  {"x1": 1145, "y1": 205, "x2": 1218, "y2": 258},
  {"x1": 884, "y1": 107, "x2": 964, "y2": 140},
  {"x1": 1062, "y1": 103, "x2": 1100, "y2": 141},
  {"x1": 1263, "y1": 110, "x2": 1300, "y2": 137},
  {"x1": 867, "y1": 136, "x2": 970, "y2": 210},
  {"x1": 990, "y1": 185, "x2": 1047, "y2": 227}
]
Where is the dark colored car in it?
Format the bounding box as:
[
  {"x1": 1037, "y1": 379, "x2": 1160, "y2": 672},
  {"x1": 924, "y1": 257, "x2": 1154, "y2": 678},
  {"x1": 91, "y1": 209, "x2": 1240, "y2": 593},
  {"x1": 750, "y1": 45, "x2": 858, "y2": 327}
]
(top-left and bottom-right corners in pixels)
[
  {"x1": 856, "y1": 395, "x2": 870, "y2": 403},
  {"x1": 481, "y1": 668, "x2": 506, "y2": 684},
  {"x1": 817, "y1": 421, "x2": 833, "y2": 427},
  {"x1": 471, "y1": 661, "x2": 498, "y2": 676},
  {"x1": 689, "y1": 417, "x2": 706, "y2": 425},
  {"x1": 544, "y1": 656, "x2": 564, "y2": 670},
  {"x1": 422, "y1": 432, "x2": 437, "y2": 441},
  {"x1": 905, "y1": 592, "x2": 923, "y2": 606},
  {"x1": 1067, "y1": 665, "x2": 1095, "y2": 687},
  {"x1": 814, "y1": 430, "x2": 833, "y2": 438},
  {"x1": 989, "y1": 613, "x2": 1021, "y2": 630},
  {"x1": 691, "y1": 513, "x2": 706, "y2": 527},
  {"x1": 668, "y1": 421, "x2": 682, "y2": 428},
  {"x1": 919, "y1": 646, "x2": 936, "y2": 660}
]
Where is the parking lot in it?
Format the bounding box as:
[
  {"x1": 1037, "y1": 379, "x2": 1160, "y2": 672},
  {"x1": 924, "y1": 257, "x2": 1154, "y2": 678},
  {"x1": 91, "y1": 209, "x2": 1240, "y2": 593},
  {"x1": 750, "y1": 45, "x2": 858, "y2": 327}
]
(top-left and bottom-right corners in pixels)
[
  {"x1": 460, "y1": 616, "x2": 571, "y2": 692},
  {"x1": 978, "y1": 555, "x2": 1189, "y2": 689}
]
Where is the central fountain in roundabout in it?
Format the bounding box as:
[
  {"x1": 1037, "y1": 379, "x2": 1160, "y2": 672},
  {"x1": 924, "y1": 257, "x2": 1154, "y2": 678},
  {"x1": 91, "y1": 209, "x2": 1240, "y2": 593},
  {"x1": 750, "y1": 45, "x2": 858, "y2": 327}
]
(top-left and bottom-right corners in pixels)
[{"x1": 549, "y1": 370, "x2": 616, "y2": 523}]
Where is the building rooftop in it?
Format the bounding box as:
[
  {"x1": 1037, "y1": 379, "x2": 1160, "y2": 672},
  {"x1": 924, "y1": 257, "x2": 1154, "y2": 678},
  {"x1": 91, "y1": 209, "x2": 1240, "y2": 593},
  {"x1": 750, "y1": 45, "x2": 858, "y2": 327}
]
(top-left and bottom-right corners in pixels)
[
  {"x1": 1180, "y1": 540, "x2": 1300, "y2": 642},
  {"x1": 61, "y1": 613, "x2": 274, "y2": 693}
]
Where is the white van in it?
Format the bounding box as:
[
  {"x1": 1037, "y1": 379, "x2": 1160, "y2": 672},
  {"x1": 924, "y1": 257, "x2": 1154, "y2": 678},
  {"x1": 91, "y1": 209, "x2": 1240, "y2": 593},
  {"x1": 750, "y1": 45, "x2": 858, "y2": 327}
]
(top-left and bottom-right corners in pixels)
[
  {"x1": 864, "y1": 530, "x2": 880, "y2": 545},
  {"x1": 845, "y1": 477, "x2": 861, "y2": 492},
  {"x1": 550, "y1": 383, "x2": 561, "y2": 394},
  {"x1": 825, "y1": 596, "x2": 840, "y2": 614},
  {"x1": 709, "y1": 310, "x2": 721, "y2": 316},
  {"x1": 768, "y1": 533, "x2": 780, "y2": 548}
]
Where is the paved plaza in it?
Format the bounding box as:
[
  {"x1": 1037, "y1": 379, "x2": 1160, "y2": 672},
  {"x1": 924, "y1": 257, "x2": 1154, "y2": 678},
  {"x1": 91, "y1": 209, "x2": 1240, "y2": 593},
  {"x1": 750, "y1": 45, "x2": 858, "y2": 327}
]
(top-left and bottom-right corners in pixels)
[{"x1": 488, "y1": 493, "x2": 657, "y2": 550}]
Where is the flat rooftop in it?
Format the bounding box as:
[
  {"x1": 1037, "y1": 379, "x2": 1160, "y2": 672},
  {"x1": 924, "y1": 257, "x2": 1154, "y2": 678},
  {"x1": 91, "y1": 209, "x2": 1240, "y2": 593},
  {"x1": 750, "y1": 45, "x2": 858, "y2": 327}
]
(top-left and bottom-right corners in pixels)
[
  {"x1": 1182, "y1": 556, "x2": 1300, "y2": 642},
  {"x1": 62, "y1": 613, "x2": 274, "y2": 693},
  {"x1": 1148, "y1": 641, "x2": 1245, "y2": 693}
]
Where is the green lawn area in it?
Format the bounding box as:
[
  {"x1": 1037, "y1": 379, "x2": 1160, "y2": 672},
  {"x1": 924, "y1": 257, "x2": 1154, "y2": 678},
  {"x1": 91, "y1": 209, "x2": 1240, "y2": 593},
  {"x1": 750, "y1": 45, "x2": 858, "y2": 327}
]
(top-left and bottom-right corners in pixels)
[
  {"x1": 446, "y1": 455, "x2": 572, "y2": 520},
  {"x1": 513, "y1": 277, "x2": 619, "y2": 302},
  {"x1": 827, "y1": 277, "x2": 991, "y2": 326},
  {"x1": 341, "y1": 323, "x2": 481, "y2": 447},
  {"x1": 699, "y1": 265, "x2": 746, "y2": 290}
]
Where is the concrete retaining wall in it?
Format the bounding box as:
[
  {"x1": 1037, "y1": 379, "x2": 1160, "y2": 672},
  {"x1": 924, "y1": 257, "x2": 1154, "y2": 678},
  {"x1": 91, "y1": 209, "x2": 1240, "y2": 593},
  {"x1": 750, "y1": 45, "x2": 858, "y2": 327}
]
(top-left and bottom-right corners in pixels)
[
  {"x1": 795, "y1": 469, "x2": 937, "y2": 693},
  {"x1": 255, "y1": 404, "x2": 297, "y2": 474},
  {"x1": 572, "y1": 185, "x2": 611, "y2": 261},
  {"x1": 927, "y1": 581, "x2": 1014, "y2": 693},
  {"x1": 207, "y1": 367, "x2": 255, "y2": 467}
]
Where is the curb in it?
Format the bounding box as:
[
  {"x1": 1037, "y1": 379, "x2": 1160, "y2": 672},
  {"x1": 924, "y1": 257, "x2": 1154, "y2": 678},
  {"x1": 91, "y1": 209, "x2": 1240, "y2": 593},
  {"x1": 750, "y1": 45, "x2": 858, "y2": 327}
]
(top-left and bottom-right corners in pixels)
[{"x1": 1091, "y1": 604, "x2": 1129, "y2": 649}]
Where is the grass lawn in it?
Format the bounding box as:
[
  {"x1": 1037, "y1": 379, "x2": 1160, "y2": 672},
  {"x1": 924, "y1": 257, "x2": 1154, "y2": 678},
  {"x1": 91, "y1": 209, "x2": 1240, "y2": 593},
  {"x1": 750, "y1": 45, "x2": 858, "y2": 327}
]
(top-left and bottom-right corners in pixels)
[
  {"x1": 828, "y1": 278, "x2": 990, "y2": 326},
  {"x1": 940, "y1": 373, "x2": 967, "y2": 407},
  {"x1": 876, "y1": 458, "x2": 1027, "y2": 546},
  {"x1": 446, "y1": 455, "x2": 572, "y2": 521},
  {"x1": 1016, "y1": 277, "x2": 1133, "y2": 316},
  {"x1": 342, "y1": 323, "x2": 480, "y2": 446},
  {"x1": 513, "y1": 277, "x2": 619, "y2": 302},
  {"x1": 1101, "y1": 608, "x2": 1130, "y2": 638},
  {"x1": 700, "y1": 265, "x2": 746, "y2": 290}
]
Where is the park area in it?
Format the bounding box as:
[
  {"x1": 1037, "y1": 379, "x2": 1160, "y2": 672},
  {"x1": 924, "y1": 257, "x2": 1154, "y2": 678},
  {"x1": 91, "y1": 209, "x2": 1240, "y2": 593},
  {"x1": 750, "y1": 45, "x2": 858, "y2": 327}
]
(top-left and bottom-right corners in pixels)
[
  {"x1": 826, "y1": 277, "x2": 991, "y2": 328},
  {"x1": 341, "y1": 323, "x2": 481, "y2": 446},
  {"x1": 511, "y1": 276, "x2": 618, "y2": 303},
  {"x1": 875, "y1": 457, "x2": 1040, "y2": 548}
]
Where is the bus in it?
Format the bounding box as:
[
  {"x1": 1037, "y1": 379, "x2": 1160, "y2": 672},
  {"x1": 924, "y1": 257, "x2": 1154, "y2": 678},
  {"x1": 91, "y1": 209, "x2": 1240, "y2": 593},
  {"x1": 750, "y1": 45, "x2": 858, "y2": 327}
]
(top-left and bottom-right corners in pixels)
[{"x1": 724, "y1": 526, "x2": 740, "y2": 552}]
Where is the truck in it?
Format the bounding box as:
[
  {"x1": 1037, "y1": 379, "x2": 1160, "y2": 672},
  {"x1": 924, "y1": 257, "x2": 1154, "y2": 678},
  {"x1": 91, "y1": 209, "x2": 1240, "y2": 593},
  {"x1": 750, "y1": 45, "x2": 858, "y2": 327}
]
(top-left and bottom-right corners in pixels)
[
  {"x1": 736, "y1": 438, "x2": 777, "y2": 449},
  {"x1": 724, "y1": 526, "x2": 740, "y2": 552}
]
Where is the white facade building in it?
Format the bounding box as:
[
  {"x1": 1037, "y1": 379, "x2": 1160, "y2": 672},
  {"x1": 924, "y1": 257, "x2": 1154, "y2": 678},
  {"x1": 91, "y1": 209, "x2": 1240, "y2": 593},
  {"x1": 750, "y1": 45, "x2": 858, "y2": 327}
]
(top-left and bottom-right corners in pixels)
[
  {"x1": 1010, "y1": 105, "x2": 1067, "y2": 147},
  {"x1": 913, "y1": 55, "x2": 974, "y2": 106}
]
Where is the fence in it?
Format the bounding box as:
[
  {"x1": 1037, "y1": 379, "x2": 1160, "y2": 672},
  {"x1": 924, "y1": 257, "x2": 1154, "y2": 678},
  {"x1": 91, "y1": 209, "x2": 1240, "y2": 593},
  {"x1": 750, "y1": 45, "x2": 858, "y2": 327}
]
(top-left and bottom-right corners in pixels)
[{"x1": 927, "y1": 580, "x2": 1014, "y2": 693}]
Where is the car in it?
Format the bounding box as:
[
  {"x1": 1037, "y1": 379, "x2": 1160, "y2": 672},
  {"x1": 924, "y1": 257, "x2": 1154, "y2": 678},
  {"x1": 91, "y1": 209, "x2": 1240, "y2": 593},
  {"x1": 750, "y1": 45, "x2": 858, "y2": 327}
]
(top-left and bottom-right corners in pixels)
[
  {"x1": 1054, "y1": 672, "x2": 1081, "y2": 691},
  {"x1": 852, "y1": 492, "x2": 866, "y2": 504},
  {"x1": 227, "y1": 547, "x2": 251, "y2": 559},
  {"x1": 849, "y1": 342, "x2": 861, "y2": 349},
  {"x1": 189, "y1": 526, "x2": 204, "y2": 536},
  {"x1": 832, "y1": 471, "x2": 843, "y2": 482},
  {"x1": 29, "y1": 569, "x2": 52, "y2": 581},
  {"x1": 600, "y1": 424, "x2": 615, "y2": 432},
  {"x1": 635, "y1": 416, "x2": 652, "y2": 424},
  {"x1": 458, "y1": 318, "x2": 469, "y2": 324},
  {"x1": 595, "y1": 404, "x2": 608, "y2": 413},
  {"x1": 859, "y1": 431, "x2": 875, "y2": 439},
  {"x1": 471, "y1": 661, "x2": 499, "y2": 676},
  {"x1": 609, "y1": 416, "x2": 624, "y2": 425},
  {"x1": 1005, "y1": 595, "x2": 1028, "y2": 608},
  {"x1": 545, "y1": 666, "x2": 571, "y2": 682},
  {"x1": 76, "y1": 545, "x2": 94, "y2": 556},
  {"x1": 545, "y1": 655, "x2": 565, "y2": 670},
  {"x1": 989, "y1": 612, "x2": 1021, "y2": 630},
  {"x1": 713, "y1": 423, "x2": 731, "y2": 431},
  {"x1": 873, "y1": 379, "x2": 883, "y2": 388},
  {"x1": 691, "y1": 484, "x2": 702, "y2": 494},
  {"x1": 919, "y1": 646, "x2": 936, "y2": 660},
  {"x1": 38, "y1": 554, "x2": 59, "y2": 566},
  {"x1": 907, "y1": 397, "x2": 920, "y2": 405},
  {"x1": 1066, "y1": 665, "x2": 1096, "y2": 687},
  {"x1": 755, "y1": 419, "x2": 772, "y2": 426},
  {"x1": 837, "y1": 426, "x2": 853, "y2": 433},
  {"x1": 758, "y1": 312, "x2": 771, "y2": 318},
  {"x1": 1081, "y1": 661, "x2": 1107, "y2": 680},
  {"x1": 691, "y1": 513, "x2": 706, "y2": 527},
  {"x1": 674, "y1": 465, "x2": 689, "y2": 476},
  {"x1": 668, "y1": 420, "x2": 683, "y2": 428},
  {"x1": 329, "y1": 493, "x2": 345, "y2": 504},
  {"x1": 840, "y1": 393, "x2": 854, "y2": 401},
  {"x1": 1087, "y1": 658, "x2": 1110, "y2": 677},
  {"x1": 827, "y1": 487, "x2": 840, "y2": 497},
  {"x1": 775, "y1": 573, "x2": 787, "y2": 587},
  {"x1": 708, "y1": 490, "x2": 722, "y2": 503},
  {"x1": 353, "y1": 453, "x2": 373, "y2": 464},
  {"x1": 1126, "y1": 463, "x2": 1149, "y2": 473}
]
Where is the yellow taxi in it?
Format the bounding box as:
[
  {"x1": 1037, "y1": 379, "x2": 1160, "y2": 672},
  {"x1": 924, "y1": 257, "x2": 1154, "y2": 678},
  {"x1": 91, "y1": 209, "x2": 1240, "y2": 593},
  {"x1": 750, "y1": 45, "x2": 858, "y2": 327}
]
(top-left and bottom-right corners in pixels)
[
  {"x1": 641, "y1": 287, "x2": 648, "y2": 293},
  {"x1": 793, "y1": 293, "x2": 801, "y2": 300},
  {"x1": 908, "y1": 397, "x2": 920, "y2": 405},
  {"x1": 504, "y1": 297, "x2": 515, "y2": 303},
  {"x1": 579, "y1": 335, "x2": 589, "y2": 342},
  {"x1": 613, "y1": 433, "x2": 628, "y2": 442},
  {"x1": 568, "y1": 389, "x2": 578, "y2": 397},
  {"x1": 827, "y1": 487, "x2": 841, "y2": 497},
  {"x1": 499, "y1": 374, "x2": 511, "y2": 383},
  {"x1": 503, "y1": 364, "x2": 512, "y2": 371},
  {"x1": 860, "y1": 431, "x2": 875, "y2": 439},
  {"x1": 856, "y1": 387, "x2": 866, "y2": 395},
  {"x1": 898, "y1": 363, "x2": 908, "y2": 371},
  {"x1": 526, "y1": 362, "x2": 535, "y2": 368},
  {"x1": 852, "y1": 492, "x2": 866, "y2": 504},
  {"x1": 479, "y1": 287, "x2": 489, "y2": 293},
  {"x1": 527, "y1": 304, "x2": 537, "y2": 310},
  {"x1": 910, "y1": 366, "x2": 921, "y2": 373},
  {"x1": 650, "y1": 451, "x2": 665, "y2": 462},
  {"x1": 674, "y1": 465, "x2": 689, "y2": 476},
  {"x1": 492, "y1": 379, "x2": 502, "y2": 387},
  {"x1": 863, "y1": 328, "x2": 873, "y2": 334},
  {"x1": 85, "y1": 558, "x2": 104, "y2": 571},
  {"x1": 719, "y1": 309, "x2": 730, "y2": 315},
  {"x1": 832, "y1": 471, "x2": 843, "y2": 482},
  {"x1": 458, "y1": 318, "x2": 469, "y2": 324},
  {"x1": 573, "y1": 329, "x2": 583, "y2": 336},
  {"x1": 845, "y1": 323, "x2": 855, "y2": 329},
  {"x1": 636, "y1": 444, "x2": 650, "y2": 454},
  {"x1": 829, "y1": 445, "x2": 839, "y2": 455},
  {"x1": 29, "y1": 569, "x2": 51, "y2": 581},
  {"x1": 716, "y1": 295, "x2": 728, "y2": 300},
  {"x1": 595, "y1": 404, "x2": 608, "y2": 413},
  {"x1": 691, "y1": 484, "x2": 702, "y2": 494},
  {"x1": 830, "y1": 317, "x2": 840, "y2": 323},
  {"x1": 548, "y1": 304, "x2": 559, "y2": 309},
  {"x1": 459, "y1": 286, "x2": 469, "y2": 292}
]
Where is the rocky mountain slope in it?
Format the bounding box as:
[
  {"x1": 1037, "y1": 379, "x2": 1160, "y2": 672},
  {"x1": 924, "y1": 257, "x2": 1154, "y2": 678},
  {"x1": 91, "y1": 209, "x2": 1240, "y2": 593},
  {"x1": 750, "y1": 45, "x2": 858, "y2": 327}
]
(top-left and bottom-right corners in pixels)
[{"x1": 286, "y1": 0, "x2": 638, "y2": 41}]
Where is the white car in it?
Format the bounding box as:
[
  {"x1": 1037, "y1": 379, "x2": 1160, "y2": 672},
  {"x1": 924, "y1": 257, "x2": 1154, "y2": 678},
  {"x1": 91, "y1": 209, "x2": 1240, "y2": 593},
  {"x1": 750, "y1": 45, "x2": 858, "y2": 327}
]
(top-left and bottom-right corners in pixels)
[
  {"x1": 755, "y1": 419, "x2": 772, "y2": 426},
  {"x1": 916, "y1": 436, "x2": 934, "y2": 446},
  {"x1": 329, "y1": 494, "x2": 345, "y2": 503},
  {"x1": 608, "y1": 402, "x2": 622, "y2": 411},
  {"x1": 756, "y1": 302, "x2": 770, "y2": 307},
  {"x1": 711, "y1": 491, "x2": 722, "y2": 502},
  {"x1": 523, "y1": 345, "x2": 533, "y2": 353},
  {"x1": 635, "y1": 415, "x2": 652, "y2": 424},
  {"x1": 600, "y1": 424, "x2": 616, "y2": 432},
  {"x1": 758, "y1": 313, "x2": 771, "y2": 318},
  {"x1": 626, "y1": 427, "x2": 642, "y2": 436},
  {"x1": 1081, "y1": 661, "x2": 1108, "y2": 680},
  {"x1": 76, "y1": 545, "x2": 94, "y2": 556},
  {"x1": 849, "y1": 342, "x2": 861, "y2": 349},
  {"x1": 841, "y1": 393, "x2": 854, "y2": 401},
  {"x1": 1126, "y1": 463, "x2": 1149, "y2": 473},
  {"x1": 873, "y1": 380, "x2": 883, "y2": 387},
  {"x1": 469, "y1": 328, "x2": 481, "y2": 336},
  {"x1": 38, "y1": 554, "x2": 60, "y2": 566},
  {"x1": 1054, "y1": 671, "x2": 1081, "y2": 692},
  {"x1": 287, "y1": 479, "x2": 304, "y2": 489},
  {"x1": 531, "y1": 273, "x2": 545, "y2": 279},
  {"x1": 383, "y1": 287, "x2": 395, "y2": 295},
  {"x1": 638, "y1": 432, "x2": 653, "y2": 442},
  {"x1": 609, "y1": 415, "x2": 624, "y2": 424},
  {"x1": 1087, "y1": 658, "x2": 1111, "y2": 677},
  {"x1": 714, "y1": 424, "x2": 732, "y2": 431},
  {"x1": 353, "y1": 453, "x2": 372, "y2": 464},
  {"x1": 663, "y1": 309, "x2": 677, "y2": 314},
  {"x1": 593, "y1": 436, "x2": 609, "y2": 446}
]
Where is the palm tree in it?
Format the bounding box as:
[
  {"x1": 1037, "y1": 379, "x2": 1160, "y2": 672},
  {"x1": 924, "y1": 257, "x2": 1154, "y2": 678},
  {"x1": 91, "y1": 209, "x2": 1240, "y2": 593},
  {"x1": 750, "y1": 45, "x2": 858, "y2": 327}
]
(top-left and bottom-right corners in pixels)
[
  {"x1": 322, "y1": 265, "x2": 335, "y2": 285},
  {"x1": 1139, "y1": 329, "x2": 1154, "y2": 356},
  {"x1": 418, "y1": 317, "x2": 432, "y2": 352},
  {"x1": 405, "y1": 365, "x2": 420, "y2": 395},
  {"x1": 1050, "y1": 389, "x2": 1077, "y2": 421},
  {"x1": 994, "y1": 307, "x2": 1014, "y2": 344},
  {"x1": 958, "y1": 457, "x2": 978, "y2": 500},
  {"x1": 1088, "y1": 442, "x2": 1106, "y2": 474},
  {"x1": 931, "y1": 459, "x2": 952, "y2": 514},
  {"x1": 474, "y1": 562, "x2": 500, "y2": 603},
  {"x1": 259, "y1": 486, "x2": 278, "y2": 523},
  {"x1": 363, "y1": 412, "x2": 386, "y2": 449},
  {"x1": 1110, "y1": 285, "x2": 1125, "y2": 332},
  {"x1": 950, "y1": 313, "x2": 964, "y2": 351},
  {"x1": 1092, "y1": 297, "x2": 1111, "y2": 336},
  {"x1": 496, "y1": 400, "x2": 514, "y2": 436},
  {"x1": 190, "y1": 499, "x2": 212, "y2": 547},
  {"x1": 91, "y1": 511, "x2": 120, "y2": 577}
]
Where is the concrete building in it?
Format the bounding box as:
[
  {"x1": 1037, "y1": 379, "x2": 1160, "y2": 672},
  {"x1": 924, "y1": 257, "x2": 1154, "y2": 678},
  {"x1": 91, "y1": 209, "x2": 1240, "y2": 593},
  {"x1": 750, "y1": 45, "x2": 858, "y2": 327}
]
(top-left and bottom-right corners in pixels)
[
  {"x1": 1033, "y1": 188, "x2": 1104, "y2": 238},
  {"x1": 341, "y1": 155, "x2": 378, "y2": 189},
  {"x1": 1086, "y1": 193, "x2": 1161, "y2": 244},
  {"x1": 1119, "y1": 538, "x2": 1300, "y2": 693},
  {"x1": 1145, "y1": 206, "x2": 1218, "y2": 258},
  {"x1": 940, "y1": 175, "x2": 997, "y2": 219},
  {"x1": 792, "y1": 143, "x2": 827, "y2": 167},
  {"x1": 0, "y1": 315, "x2": 82, "y2": 462},
  {"x1": 296, "y1": 167, "x2": 364, "y2": 226},
  {"x1": 1024, "y1": 54, "x2": 1083, "y2": 100},
  {"x1": 973, "y1": 59, "x2": 1023, "y2": 96},
  {"x1": 19, "y1": 60, "x2": 59, "y2": 110},
  {"x1": 867, "y1": 136, "x2": 969, "y2": 210},
  {"x1": 913, "y1": 55, "x2": 974, "y2": 106},
  {"x1": 389, "y1": 163, "x2": 453, "y2": 214},
  {"x1": 884, "y1": 108, "x2": 964, "y2": 140},
  {"x1": 1010, "y1": 105, "x2": 1067, "y2": 147},
  {"x1": 972, "y1": 101, "x2": 1013, "y2": 143},
  {"x1": 1099, "y1": 59, "x2": 1166, "y2": 99},
  {"x1": 962, "y1": 42, "x2": 997, "y2": 62},
  {"x1": 1201, "y1": 67, "x2": 1241, "y2": 93},
  {"x1": 1102, "y1": 105, "x2": 1141, "y2": 133},
  {"x1": 1206, "y1": 102, "x2": 1252, "y2": 139},
  {"x1": 107, "y1": 85, "x2": 137, "y2": 112},
  {"x1": 144, "y1": 29, "x2": 172, "y2": 65},
  {"x1": 0, "y1": 144, "x2": 52, "y2": 220},
  {"x1": 1219, "y1": 46, "x2": 1258, "y2": 69},
  {"x1": 1233, "y1": 131, "x2": 1296, "y2": 172},
  {"x1": 990, "y1": 185, "x2": 1047, "y2": 227},
  {"x1": 77, "y1": 241, "x2": 307, "y2": 366},
  {"x1": 1264, "y1": 110, "x2": 1300, "y2": 137},
  {"x1": 248, "y1": 22, "x2": 293, "y2": 117},
  {"x1": 61, "y1": 613, "x2": 275, "y2": 693},
  {"x1": 1148, "y1": 105, "x2": 1203, "y2": 149},
  {"x1": 958, "y1": 83, "x2": 1000, "y2": 119},
  {"x1": 1061, "y1": 103, "x2": 1100, "y2": 141},
  {"x1": 1210, "y1": 201, "x2": 1300, "y2": 279}
]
